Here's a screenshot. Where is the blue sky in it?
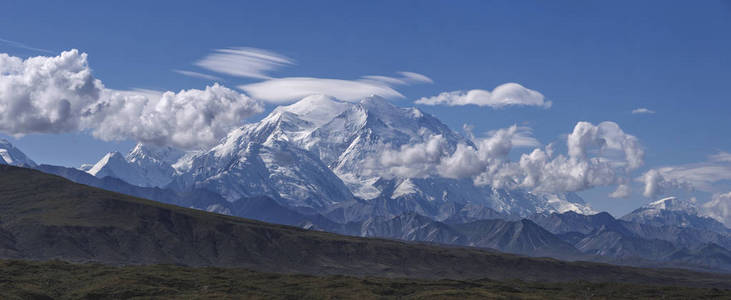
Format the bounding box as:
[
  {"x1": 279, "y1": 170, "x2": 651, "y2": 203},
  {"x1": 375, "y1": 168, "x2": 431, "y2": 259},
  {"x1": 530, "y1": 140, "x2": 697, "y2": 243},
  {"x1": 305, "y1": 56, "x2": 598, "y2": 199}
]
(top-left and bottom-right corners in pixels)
[{"x1": 1, "y1": 0, "x2": 730, "y2": 215}]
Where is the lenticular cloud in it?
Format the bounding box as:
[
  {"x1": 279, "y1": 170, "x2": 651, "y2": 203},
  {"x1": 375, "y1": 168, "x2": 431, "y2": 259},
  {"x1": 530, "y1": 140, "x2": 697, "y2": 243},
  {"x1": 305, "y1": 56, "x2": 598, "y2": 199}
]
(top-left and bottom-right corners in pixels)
[
  {"x1": 0, "y1": 50, "x2": 264, "y2": 149},
  {"x1": 415, "y1": 83, "x2": 552, "y2": 109},
  {"x1": 638, "y1": 152, "x2": 731, "y2": 198}
]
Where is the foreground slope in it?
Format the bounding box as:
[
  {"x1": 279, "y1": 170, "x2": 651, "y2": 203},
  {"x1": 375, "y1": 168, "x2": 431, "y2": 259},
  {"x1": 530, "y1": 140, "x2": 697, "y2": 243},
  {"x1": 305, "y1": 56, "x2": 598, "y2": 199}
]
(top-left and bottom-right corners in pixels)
[
  {"x1": 0, "y1": 259, "x2": 728, "y2": 300},
  {"x1": 0, "y1": 165, "x2": 730, "y2": 287}
]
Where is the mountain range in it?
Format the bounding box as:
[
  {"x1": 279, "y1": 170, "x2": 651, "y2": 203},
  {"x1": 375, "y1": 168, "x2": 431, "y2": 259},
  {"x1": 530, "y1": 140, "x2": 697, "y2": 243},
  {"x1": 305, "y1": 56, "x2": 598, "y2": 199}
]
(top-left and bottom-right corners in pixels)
[
  {"x1": 87, "y1": 95, "x2": 595, "y2": 219},
  {"x1": 0, "y1": 95, "x2": 729, "y2": 273},
  {"x1": 1, "y1": 164, "x2": 730, "y2": 289}
]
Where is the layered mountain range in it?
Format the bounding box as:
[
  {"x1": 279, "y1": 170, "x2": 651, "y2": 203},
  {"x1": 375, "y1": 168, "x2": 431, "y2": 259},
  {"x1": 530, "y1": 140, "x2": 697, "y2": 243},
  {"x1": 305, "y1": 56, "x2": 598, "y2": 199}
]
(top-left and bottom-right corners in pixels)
[
  {"x1": 0, "y1": 95, "x2": 729, "y2": 272},
  {"x1": 4, "y1": 164, "x2": 731, "y2": 290}
]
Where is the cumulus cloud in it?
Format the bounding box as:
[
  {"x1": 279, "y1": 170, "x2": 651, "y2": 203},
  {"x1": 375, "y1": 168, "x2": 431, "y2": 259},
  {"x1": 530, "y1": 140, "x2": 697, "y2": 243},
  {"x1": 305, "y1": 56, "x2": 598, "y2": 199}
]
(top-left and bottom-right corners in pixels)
[
  {"x1": 490, "y1": 126, "x2": 541, "y2": 149},
  {"x1": 372, "y1": 122, "x2": 644, "y2": 198},
  {"x1": 88, "y1": 84, "x2": 263, "y2": 149},
  {"x1": 371, "y1": 121, "x2": 642, "y2": 196},
  {"x1": 631, "y1": 108, "x2": 655, "y2": 114},
  {"x1": 377, "y1": 134, "x2": 450, "y2": 178},
  {"x1": 639, "y1": 152, "x2": 731, "y2": 198},
  {"x1": 0, "y1": 50, "x2": 264, "y2": 150},
  {"x1": 239, "y1": 77, "x2": 406, "y2": 103},
  {"x1": 639, "y1": 169, "x2": 692, "y2": 198},
  {"x1": 0, "y1": 49, "x2": 103, "y2": 135},
  {"x1": 496, "y1": 122, "x2": 642, "y2": 194},
  {"x1": 609, "y1": 183, "x2": 632, "y2": 198},
  {"x1": 372, "y1": 125, "x2": 532, "y2": 180},
  {"x1": 195, "y1": 47, "x2": 294, "y2": 79},
  {"x1": 569, "y1": 121, "x2": 644, "y2": 170},
  {"x1": 702, "y1": 192, "x2": 731, "y2": 227},
  {"x1": 415, "y1": 83, "x2": 552, "y2": 109}
]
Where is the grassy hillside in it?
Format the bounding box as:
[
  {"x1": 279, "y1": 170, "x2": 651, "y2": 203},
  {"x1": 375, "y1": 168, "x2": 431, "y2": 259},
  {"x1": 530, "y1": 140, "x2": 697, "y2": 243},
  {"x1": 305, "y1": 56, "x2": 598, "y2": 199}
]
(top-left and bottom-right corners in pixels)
[
  {"x1": 0, "y1": 259, "x2": 728, "y2": 299},
  {"x1": 0, "y1": 165, "x2": 730, "y2": 289}
]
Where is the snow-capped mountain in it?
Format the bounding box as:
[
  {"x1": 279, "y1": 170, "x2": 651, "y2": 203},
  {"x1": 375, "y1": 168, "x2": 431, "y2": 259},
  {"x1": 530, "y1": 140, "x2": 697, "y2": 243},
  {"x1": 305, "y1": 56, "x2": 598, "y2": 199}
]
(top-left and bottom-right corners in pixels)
[
  {"x1": 171, "y1": 95, "x2": 593, "y2": 218},
  {"x1": 374, "y1": 177, "x2": 594, "y2": 219},
  {"x1": 0, "y1": 139, "x2": 36, "y2": 167},
  {"x1": 621, "y1": 197, "x2": 730, "y2": 235},
  {"x1": 77, "y1": 95, "x2": 593, "y2": 218},
  {"x1": 172, "y1": 135, "x2": 354, "y2": 210},
  {"x1": 307, "y1": 95, "x2": 470, "y2": 198},
  {"x1": 87, "y1": 143, "x2": 185, "y2": 187}
]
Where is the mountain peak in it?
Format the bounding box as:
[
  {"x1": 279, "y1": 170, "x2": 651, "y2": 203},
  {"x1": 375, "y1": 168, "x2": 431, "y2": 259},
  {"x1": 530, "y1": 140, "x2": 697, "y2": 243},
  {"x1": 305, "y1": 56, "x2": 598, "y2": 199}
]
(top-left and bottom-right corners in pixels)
[
  {"x1": 0, "y1": 139, "x2": 37, "y2": 167},
  {"x1": 87, "y1": 152, "x2": 125, "y2": 176},
  {"x1": 359, "y1": 95, "x2": 395, "y2": 109},
  {"x1": 621, "y1": 196, "x2": 730, "y2": 235},
  {"x1": 127, "y1": 143, "x2": 184, "y2": 165},
  {"x1": 646, "y1": 197, "x2": 698, "y2": 214},
  {"x1": 278, "y1": 94, "x2": 350, "y2": 126},
  {"x1": 86, "y1": 146, "x2": 181, "y2": 188},
  {"x1": 285, "y1": 94, "x2": 340, "y2": 110}
]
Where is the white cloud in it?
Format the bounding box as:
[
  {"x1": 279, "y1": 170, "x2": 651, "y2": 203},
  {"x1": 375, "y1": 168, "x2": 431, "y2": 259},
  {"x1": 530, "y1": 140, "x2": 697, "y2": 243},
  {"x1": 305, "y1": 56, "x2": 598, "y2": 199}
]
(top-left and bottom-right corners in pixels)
[
  {"x1": 377, "y1": 134, "x2": 449, "y2": 178},
  {"x1": 239, "y1": 77, "x2": 405, "y2": 103},
  {"x1": 195, "y1": 47, "x2": 294, "y2": 79},
  {"x1": 631, "y1": 108, "x2": 655, "y2": 114},
  {"x1": 88, "y1": 83, "x2": 263, "y2": 150},
  {"x1": 639, "y1": 169, "x2": 689, "y2": 198},
  {"x1": 173, "y1": 69, "x2": 222, "y2": 81},
  {"x1": 702, "y1": 192, "x2": 731, "y2": 227},
  {"x1": 0, "y1": 49, "x2": 103, "y2": 135},
  {"x1": 485, "y1": 126, "x2": 540, "y2": 149},
  {"x1": 0, "y1": 50, "x2": 264, "y2": 150},
  {"x1": 361, "y1": 71, "x2": 433, "y2": 86},
  {"x1": 372, "y1": 126, "x2": 530, "y2": 180},
  {"x1": 508, "y1": 148, "x2": 619, "y2": 194},
  {"x1": 489, "y1": 122, "x2": 642, "y2": 195},
  {"x1": 639, "y1": 158, "x2": 731, "y2": 198},
  {"x1": 639, "y1": 151, "x2": 731, "y2": 198},
  {"x1": 710, "y1": 151, "x2": 731, "y2": 163},
  {"x1": 191, "y1": 47, "x2": 432, "y2": 104},
  {"x1": 568, "y1": 121, "x2": 644, "y2": 171},
  {"x1": 609, "y1": 183, "x2": 632, "y2": 198},
  {"x1": 360, "y1": 75, "x2": 408, "y2": 85},
  {"x1": 398, "y1": 71, "x2": 433, "y2": 84},
  {"x1": 370, "y1": 121, "x2": 642, "y2": 196},
  {"x1": 415, "y1": 83, "x2": 552, "y2": 109}
]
